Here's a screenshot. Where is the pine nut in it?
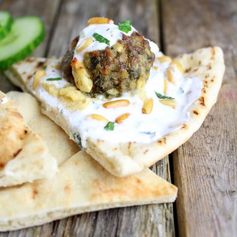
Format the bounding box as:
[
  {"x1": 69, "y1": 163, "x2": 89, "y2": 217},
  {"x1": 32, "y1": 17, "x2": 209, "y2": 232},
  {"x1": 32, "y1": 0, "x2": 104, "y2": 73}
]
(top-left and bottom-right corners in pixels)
[
  {"x1": 142, "y1": 98, "x2": 153, "y2": 114},
  {"x1": 159, "y1": 99, "x2": 176, "y2": 109},
  {"x1": 172, "y1": 59, "x2": 184, "y2": 73},
  {"x1": 167, "y1": 68, "x2": 175, "y2": 84},
  {"x1": 103, "y1": 99, "x2": 130, "y2": 108},
  {"x1": 158, "y1": 56, "x2": 172, "y2": 63},
  {"x1": 88, "y1": 17, "x2": 113, "y2": 25},
  {"x1": 89, "y1": 114, "x2": 108, "y2": 122},
  {"x1": 163, "y1": 79, "x2": 168, "y2": 95},
  {"x1": 33, "y1": 70, "x2": 46, "y2": 89},
  {"x1": 76, "y1": 38, "x2": 93, "y2": 53},
  {"x1": 115, "y1": 113, "x2": 130, "y2": 124}
]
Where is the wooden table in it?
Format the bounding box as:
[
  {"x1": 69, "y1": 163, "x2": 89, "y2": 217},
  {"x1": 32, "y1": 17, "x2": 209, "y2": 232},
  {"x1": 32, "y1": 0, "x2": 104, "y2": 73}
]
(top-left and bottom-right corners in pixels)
[{"x1": 0, "y1": 0, "x2": 236, "y2": 236}]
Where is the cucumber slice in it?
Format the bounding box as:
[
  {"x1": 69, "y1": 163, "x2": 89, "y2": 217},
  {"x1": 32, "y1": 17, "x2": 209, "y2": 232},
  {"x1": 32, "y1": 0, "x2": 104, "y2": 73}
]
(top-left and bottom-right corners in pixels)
[
  {"x1": 0, "y1": 16, "x2": 45, "y2": 70},
  {"x1": 0, "y1": 11, "x2": 13, "y2": 40}
]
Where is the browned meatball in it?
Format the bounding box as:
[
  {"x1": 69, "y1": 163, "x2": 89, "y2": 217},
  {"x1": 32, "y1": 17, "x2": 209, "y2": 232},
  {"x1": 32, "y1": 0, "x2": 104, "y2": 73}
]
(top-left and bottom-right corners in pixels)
[
  {"x1": 84, "y1": 32, "x2": 155, "y2": 97},
  {"x1": 61, "y1": 32, "x2": 155, "y2": 97}
]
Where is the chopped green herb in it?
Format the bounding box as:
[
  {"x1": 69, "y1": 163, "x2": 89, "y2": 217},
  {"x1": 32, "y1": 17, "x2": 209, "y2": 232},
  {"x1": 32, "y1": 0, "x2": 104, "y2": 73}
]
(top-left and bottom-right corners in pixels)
[
  {"x1": 93, "y1": 33, "x2": 110, "y2": 45},
  {"x1": 118, "y1": 20, "x2": 132, "y2": 33},
  {"x1": 104, "y1": 121, "x2": 115, "y2": 131},
  {"x1": 155, "y1": 92, "x2": 174, "y2": 100},
  {"x1": 46, "y1": 77, "x2": 62, "y2": 81}
]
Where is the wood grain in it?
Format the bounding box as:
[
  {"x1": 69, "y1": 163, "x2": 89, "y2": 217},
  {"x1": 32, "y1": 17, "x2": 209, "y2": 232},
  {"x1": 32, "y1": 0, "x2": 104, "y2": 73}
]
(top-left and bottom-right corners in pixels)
[
  {"x1": 163, "y1": 0, "x2": 237, "y2": 236},
  {"x1": 0, "y1": 0, "x2": 175, "y2": 236}
]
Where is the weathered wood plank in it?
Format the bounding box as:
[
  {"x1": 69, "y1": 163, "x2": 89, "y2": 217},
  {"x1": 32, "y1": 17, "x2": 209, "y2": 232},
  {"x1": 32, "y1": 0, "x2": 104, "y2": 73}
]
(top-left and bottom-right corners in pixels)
[{"x1": 163, "y1": 0, "x2": 237, "y2": 236}]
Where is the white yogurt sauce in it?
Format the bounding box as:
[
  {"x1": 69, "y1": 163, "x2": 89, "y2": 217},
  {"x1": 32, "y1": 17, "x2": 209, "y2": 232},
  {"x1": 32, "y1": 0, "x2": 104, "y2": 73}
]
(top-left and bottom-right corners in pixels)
[
  {"x1": 30, "y1": 22, "x2": 202, "y2": 148},
  {"x1": 74, "y1": 22, "x2": 160, "y2": 61}
]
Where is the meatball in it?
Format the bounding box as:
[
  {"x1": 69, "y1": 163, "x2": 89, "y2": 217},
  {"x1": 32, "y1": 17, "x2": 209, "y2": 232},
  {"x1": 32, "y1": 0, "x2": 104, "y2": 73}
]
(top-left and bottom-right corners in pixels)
[
  {"x1": 84, "y1": 32, "x2": 155, "y2": 97},
  {"x1": 61, "y1": 32, "x2": 155, "y2": 97}
]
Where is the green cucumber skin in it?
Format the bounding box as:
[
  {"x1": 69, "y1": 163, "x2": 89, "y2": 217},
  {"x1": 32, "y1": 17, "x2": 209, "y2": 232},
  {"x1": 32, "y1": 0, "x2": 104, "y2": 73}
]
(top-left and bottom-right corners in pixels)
[
  {"x1": 0, "y1": 17, "x2": 45, "y2": 70},
  {"x1": 0, "y1": 12, "x2": 13, "y2": 40}
]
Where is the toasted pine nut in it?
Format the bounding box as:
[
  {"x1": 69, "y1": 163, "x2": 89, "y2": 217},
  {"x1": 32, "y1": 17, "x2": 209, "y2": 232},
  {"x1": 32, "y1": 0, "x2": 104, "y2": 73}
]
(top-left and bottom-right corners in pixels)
[
  {"x1": 159, "y1": 99, "x2": 176, "y2": 109},
  {"x1": 76, "y1": 38, "x2": 93, "y2": 53},
  {"x1": 172, "y1": 59, "x2": 184, "y2": 73},
  {"x1": 167, "y1": 68, "x2": 175, "y2": 84},
  {"x1": 103, "y1": 99, "x2": 130, "y2": 108},
  {"x1": 163, "y1": 79, "x2": 168, "y2": 95},
  {"x1": 115, "y1": 113, "x2": 130, "y2": 124},
  {"x1": 89, "y1": 114, "x2": 108, "y2": 122},
  {"x1": 88, "y1": 17, "x2": 113, "y2": 25},
  {"x1": 142, "y1": 98, "x2": 153, "y2": 114},
  {"x1": 33, "y1": 70, "x2": 46, "y2": 89},
  {"x1": 158, "y1": 56, "x2": 172, "y2": 63}
]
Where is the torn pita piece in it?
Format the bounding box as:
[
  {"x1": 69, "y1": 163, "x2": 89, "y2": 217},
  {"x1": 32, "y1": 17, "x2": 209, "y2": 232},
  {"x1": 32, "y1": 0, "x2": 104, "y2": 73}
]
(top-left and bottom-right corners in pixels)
[
  {"x1": 5, "y1": 47, "x2": 225, "y2": 177},
  {"x1": 0, "y1": 91, "x2": 57, "y2": 187},
  {"x1": 0, "y1": 92, "x2": 177, "y2": 231},
  {"x1": 0, "y1": 151, "x2": 177, "y2": 231}
]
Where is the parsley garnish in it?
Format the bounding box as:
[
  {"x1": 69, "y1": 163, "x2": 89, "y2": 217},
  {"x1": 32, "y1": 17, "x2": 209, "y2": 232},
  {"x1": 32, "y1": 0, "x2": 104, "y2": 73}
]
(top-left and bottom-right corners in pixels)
[
  {"x1": 104, "y1": 121, "x2": 115, "y2": 131},
  {"x1": 118, "y1": 20, "x2": 132, "y2": 33},
  {"x1": 46, "y1": 77, "x2": 62, "y2": 81},
  {"x1": 155, "y1": 92, "x2": 174, "y2": 100},
  {"x1": 93, "y1": 33, "x2": 110, "y2": 45}
]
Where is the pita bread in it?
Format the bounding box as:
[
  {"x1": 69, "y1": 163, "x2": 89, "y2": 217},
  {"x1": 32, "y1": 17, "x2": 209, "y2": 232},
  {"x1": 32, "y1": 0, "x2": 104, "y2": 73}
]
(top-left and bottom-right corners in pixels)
[
  {"x1": 5, "y1": 47, "x2": 225, "y2": 176},
  {"x1": 7, "y1": 91, "x2": 79, "y2": 165},
  {"x1": 0, "y1": 151, "x2": 177, "y2": 231},
  {"x1": 0, "y1": 92, "x2": 57, "y2": 187}
]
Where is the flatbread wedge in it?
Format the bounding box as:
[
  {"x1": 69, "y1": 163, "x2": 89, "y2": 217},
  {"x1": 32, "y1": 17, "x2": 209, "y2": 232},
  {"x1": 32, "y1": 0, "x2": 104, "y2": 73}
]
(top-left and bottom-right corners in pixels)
[
  {"x1": 0, "y1": 151, "x2": 177, "y2": 231},
  {"x1": 0, "y1": 92, "x2": 177, "y2": 231},
  {"x1": 5, "y1": 47, "x2": 225, "y2": 177},
  {"x1": 0, "y1": 91, "x2": 57, "y2": 187}
]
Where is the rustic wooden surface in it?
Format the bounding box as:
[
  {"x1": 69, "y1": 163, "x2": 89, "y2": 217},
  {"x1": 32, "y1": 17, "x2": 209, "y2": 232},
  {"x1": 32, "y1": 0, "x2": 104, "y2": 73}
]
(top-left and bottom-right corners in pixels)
[
  {"x1": 163, "y1": 0, "x2": 237, "y2": 236},
  {"x1": 0, "y1": 0, "x2": 236, "y2": 236}
]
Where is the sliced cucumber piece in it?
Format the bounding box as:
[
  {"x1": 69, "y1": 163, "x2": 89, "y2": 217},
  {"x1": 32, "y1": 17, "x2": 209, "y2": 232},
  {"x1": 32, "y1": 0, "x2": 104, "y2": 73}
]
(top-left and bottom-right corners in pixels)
[
  {"x1": 0, "y1": 16, "x2": 45, "y2": 70},
  {"x1": 0, "y1": 11, "x2": 13, "y2": 40}
]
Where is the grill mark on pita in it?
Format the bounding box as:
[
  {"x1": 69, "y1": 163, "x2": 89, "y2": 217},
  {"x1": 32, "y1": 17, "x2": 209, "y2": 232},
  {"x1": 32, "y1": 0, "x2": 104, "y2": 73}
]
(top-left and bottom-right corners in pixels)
[
  {"x1": 199, "y1": 96, "x2": 205, "y2": 106},
  {"x1": 207, "y1": 64, "x2": 212, "y2": 70},
  {"x1": 32, "y1": 187, "x2": 38, "y2": 199},
  {"x1": 0, "y1": 162, "x2": 5, "y2": 169},
  {"x1": 36, "y1": 61, "x2": 45, "y2": 69},
  {"x1": 157, "y1": 137, "x2": 166, "y2": 144},
  {"x1": 193, "y1": 110, "x2": 199, "y2": 115},
  {"x1": 135, "y1": 178, "x2": 142, "y2": 184},
  {"x1": 185, "y1": 67, "x2": 191, "y2": 73},
  {"x1": 211, "y1": 47, "x2": 216, "y2": 60},
  {"x1": 182, "y1": 123, "x2": 187, "y2": 129},
  {"x1": 27, "y1": 74, "x2": 33, "y2": 81},
  {"x1": 143, "y1": 149, "x2": 149, "y2": 154},
  {"x1": 26, "y1": 58, "x2": 34, "y2": 63},
  {"x1": 13, "y1": 148, "x2": 22, "y2": 158},
  {"x1": 64, "y1": 184, "x2": 71, "y2": 193}
]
